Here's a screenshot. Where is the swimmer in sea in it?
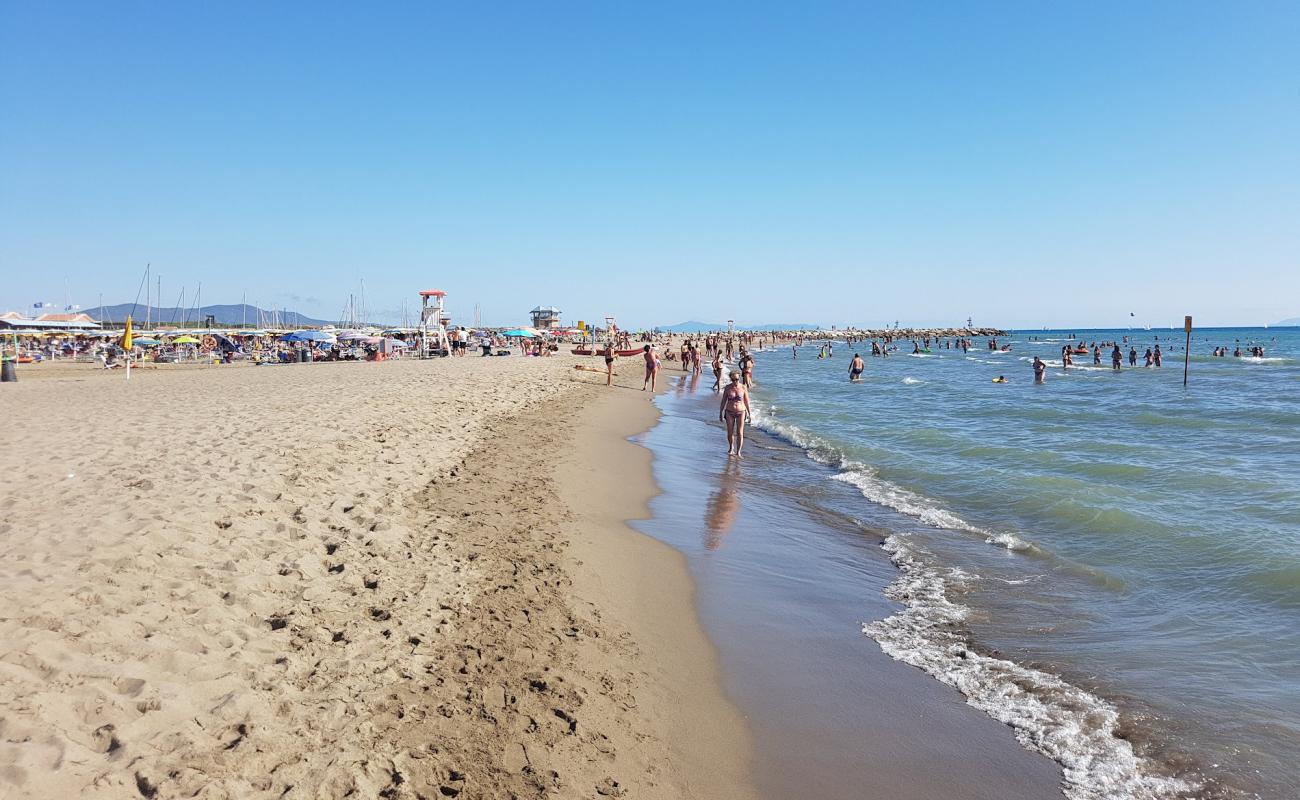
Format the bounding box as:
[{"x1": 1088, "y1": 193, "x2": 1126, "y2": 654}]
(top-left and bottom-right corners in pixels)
[
  {"x1": 719, "y1": 370, "x2": 751, "y2": 458},
  {"x1": 849, "y1": 353, "x2": 864, "y2": 382},
  {"x1": 1033, "y1": 355, "x2": 1046, "y2": 384},
  {"x1": 993, "y1": 375, "x2": 1008, "y2": 383}
]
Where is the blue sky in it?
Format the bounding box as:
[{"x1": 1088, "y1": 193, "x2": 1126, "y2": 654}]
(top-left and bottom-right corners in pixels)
[{"x1": 2, "y1": 1, "x2": 1297, "y2": 328}]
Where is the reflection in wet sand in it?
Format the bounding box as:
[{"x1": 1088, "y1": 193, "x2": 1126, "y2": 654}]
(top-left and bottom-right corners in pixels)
[{"x1": 704, "y1": 461, "x2": 742, "y2": 549}]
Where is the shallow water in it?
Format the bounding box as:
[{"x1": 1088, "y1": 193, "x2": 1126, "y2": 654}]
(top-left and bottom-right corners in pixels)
[
  {"x1": 633, "y1": 375, "x2": 1065, "y2": 800},
  {"x1": 733, "y1": 327, "x2": 1300, "y2": 799}
]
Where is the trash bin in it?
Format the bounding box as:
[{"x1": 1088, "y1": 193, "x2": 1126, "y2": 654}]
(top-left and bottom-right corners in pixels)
[
  {"x1": 298, "y1": 349, "x2": 308, "y2": 363},
  {"x1": 1, "y1": 359, "x2": 15, "y2": 382}
]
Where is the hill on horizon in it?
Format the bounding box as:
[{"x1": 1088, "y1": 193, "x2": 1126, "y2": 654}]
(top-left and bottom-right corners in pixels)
[
  {"x1": 1274, "y1": 317, "x2": 1300, "y2": 326},
  {"x1": 84, "y1": 303, "x2": 338, "y2": 327}
]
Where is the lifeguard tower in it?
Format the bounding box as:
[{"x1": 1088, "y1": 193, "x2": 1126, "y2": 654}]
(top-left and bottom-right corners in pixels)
[{"x1": 418, "y1": 289, "x2": 451, "y2": 357}]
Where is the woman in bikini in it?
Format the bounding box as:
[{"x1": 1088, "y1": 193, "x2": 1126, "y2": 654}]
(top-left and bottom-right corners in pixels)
[
  {"x1": 603, "y1": 341, "x2": 615, "y2": 387},
  {"x1": 642, "y1": 344, "x2": 660, "y2": 391},
  {"x1": 711, "y1": 351, "x2": 724, "y2": 390},
  {"x1": 719, "y1": 370, "x2": 751, "y2": 458}
]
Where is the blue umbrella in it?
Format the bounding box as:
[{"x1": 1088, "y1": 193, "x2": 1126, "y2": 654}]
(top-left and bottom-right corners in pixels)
[
  {"x1": 281, "y1": 330, "x2": 336, "y2": 343},
  {"x1": 501, "y1": 329, "x2": 533, "y2": 338}
]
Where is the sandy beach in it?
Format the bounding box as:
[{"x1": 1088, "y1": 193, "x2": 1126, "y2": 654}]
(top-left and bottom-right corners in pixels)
[{"x1": 0, "y1": 355, "x2": 755, "y2": 799}]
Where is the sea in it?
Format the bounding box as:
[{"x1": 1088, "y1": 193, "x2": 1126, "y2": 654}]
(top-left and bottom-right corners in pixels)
[{"x1": 634, "y1": 327, "x2": 1298, "y2": 800}]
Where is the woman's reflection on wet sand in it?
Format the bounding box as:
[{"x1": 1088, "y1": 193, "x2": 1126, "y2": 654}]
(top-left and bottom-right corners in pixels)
[{"x1": 704, "y1": 460, "x2": 742, "y2": 549}]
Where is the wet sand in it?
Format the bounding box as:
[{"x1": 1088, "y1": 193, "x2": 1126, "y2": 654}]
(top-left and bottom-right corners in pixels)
[{"x1": 635, "y1": 374, "x2": 1067, "y2": 799}]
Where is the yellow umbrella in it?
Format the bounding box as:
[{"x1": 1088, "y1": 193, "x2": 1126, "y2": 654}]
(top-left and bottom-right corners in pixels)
[
  {"x1": 171, "y1": 335, "x2": 201, "y2": 344},
  {"x1": 121, "y1": 316, "x2": 133, "y2": 350}
]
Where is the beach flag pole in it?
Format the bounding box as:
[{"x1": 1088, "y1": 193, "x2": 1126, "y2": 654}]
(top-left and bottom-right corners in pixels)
[{"x1": 1183, "y1": 315, "x2": 1192, "y2": 387}]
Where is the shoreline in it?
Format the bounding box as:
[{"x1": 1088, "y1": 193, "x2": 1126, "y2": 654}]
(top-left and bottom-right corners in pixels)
[
  {"x1": 633, "y1": 374, "x2": 1069, "y2": 800},
  {"x1": 554, "y1": 376, "x2": 759, "y2": 800}
]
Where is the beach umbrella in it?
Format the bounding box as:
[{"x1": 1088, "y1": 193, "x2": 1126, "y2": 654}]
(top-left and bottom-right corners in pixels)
[
  {"x1": 280, "y1": 330, "x2": 335, "y2": 343},
  {"x1": 171, "y1": 335, "x2": 201, "y2": 344},
  {"x1": 501, "y1": 329, "x2": 534, "y2": 338},
  {"x1": 336, "y1": 331, "x2": 369, "y2": 341},
  {"x1": 131, "y1": 337, "x2": 162, "y2": 346},
  {"x1": 361, "y1": 336, "x2": 383, "y2": 345},
  {"x1": 385, "y1": 338, "x2": 409, "y2": 348}
]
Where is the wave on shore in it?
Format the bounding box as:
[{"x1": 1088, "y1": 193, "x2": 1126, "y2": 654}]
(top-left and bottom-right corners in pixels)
[{"x1": 746, "y1": 402, "x2": 1201, "y2": 800}]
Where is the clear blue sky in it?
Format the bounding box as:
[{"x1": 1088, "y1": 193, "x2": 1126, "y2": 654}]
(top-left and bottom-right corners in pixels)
[{"x1": 2, "y1": 1, "x2": 1297, "y2": 329}]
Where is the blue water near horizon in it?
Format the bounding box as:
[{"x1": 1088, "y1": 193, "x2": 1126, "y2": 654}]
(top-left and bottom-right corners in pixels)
[{"x1": 741, "y1": 326, "x2": 1299, "y2": 800}]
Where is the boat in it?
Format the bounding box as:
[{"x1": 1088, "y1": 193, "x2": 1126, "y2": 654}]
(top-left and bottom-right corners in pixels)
[{"x1": 571, "y1": 347, "x2": 645, "y2": 357}]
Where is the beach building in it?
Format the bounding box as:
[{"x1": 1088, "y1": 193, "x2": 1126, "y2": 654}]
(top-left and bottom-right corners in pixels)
[
  {"x1": 0, "y1": 310, "x2": 101, "y2": 330},
  {"x1": 529, "y1": 306, "x2": 563, "y2": 330}
]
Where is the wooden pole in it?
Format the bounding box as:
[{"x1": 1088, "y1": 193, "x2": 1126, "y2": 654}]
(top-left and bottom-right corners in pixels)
[{"x1": 1183, "y1": 315, "x2": 1192, "y2": 387}]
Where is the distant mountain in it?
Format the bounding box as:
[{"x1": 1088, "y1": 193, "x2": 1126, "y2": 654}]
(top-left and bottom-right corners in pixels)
[
  {"x1": 88, "y1": 303, "x2": 334, "y2": 327},
  {"x1": 659, "y1": 321, "x2": 821, "y2": 332},
  {"x1": 1274, "y1": 317, "x2": 1300, "y2": 326}
]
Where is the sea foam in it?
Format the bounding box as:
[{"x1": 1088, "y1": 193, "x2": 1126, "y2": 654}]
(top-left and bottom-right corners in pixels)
[
  {"x1": 867, "y1": 536, "x2": 1200, "y2": 800},
  {"x1": 750, "y1": 401, "x2": 1200, "y2": 800}
]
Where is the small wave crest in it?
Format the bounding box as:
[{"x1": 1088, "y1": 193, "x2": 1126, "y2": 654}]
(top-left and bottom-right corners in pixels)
[
  {"x1": 866, "y1": 535, "x2": 1200, "y2": 800},
  {"x1": 901, "y1": 376, "x2": 924, "y2": 385},
  {"x1": 986, "y1": 532, "x2": 1034, "y2": 551}
]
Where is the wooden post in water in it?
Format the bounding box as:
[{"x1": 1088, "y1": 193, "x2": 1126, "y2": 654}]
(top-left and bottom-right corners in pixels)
[{"x1": 1183, "y1": 315, "x2": 1192, "y2": 387}]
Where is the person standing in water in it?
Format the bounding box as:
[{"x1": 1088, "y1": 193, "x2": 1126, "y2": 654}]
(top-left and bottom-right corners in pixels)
[
  {"x1": 849, "y1": 353, "x2": 865, "y2": 382},
  {"x1": 1033, "y1": 355, "x2": 1047, "y2": 383},
  {"x1": 711, "y1": 351, "x2": 724, "y2": 390},
  {"x1": 1111, "y1": 344, "x2": 1123, "y2": 371},
  {"x1": 719, "y1": 370, "x2": 751, "y2": 458},
  {"x1": 738, "y1": 348, "x2": 755, "y2": 386},
  {"x1": 642, "y1": 345, "x2": 660, "y2": 391}
]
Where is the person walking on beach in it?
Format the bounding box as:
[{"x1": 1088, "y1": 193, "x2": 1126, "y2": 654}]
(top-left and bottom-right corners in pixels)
[
  {"x1": 642, "y1": 345, "x2": 660, "y2": 391},
  {"x1": 738, "y1": 348, "x2": 754, "y2": 386},
  {"x1": 719, "y1": 370, "x2": 751, "y2": 458},
  {"x1": 711, "y1": 351, "x2": 724, "y2": 390},
  {"x1": 849, "y1": 353, "x2": 865, "y2": 382},
  {"x1": 1033, "y1": 355, "x2": 1047, "y2": 383},
  {"x1": 603, "y1": 341, "x2": 615, "y2": 387}
]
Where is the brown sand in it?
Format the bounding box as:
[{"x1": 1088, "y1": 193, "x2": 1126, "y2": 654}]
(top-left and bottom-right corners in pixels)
[{"x1": 0, "y1": 356, "x2": 754, "y2": 799}]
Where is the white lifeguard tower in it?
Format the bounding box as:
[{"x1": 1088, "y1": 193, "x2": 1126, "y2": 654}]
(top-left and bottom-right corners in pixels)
[
  {"x1": 419, "y1": 289, "x2": 451, "y2": 357},
  {"x1": 530, "y1": 305, "x2": 563, "y2": 330}
]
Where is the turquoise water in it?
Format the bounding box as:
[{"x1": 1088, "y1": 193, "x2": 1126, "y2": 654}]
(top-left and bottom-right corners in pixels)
[{"x1": 744, "y1": 327, "x2": 1300, "y2": 800}]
